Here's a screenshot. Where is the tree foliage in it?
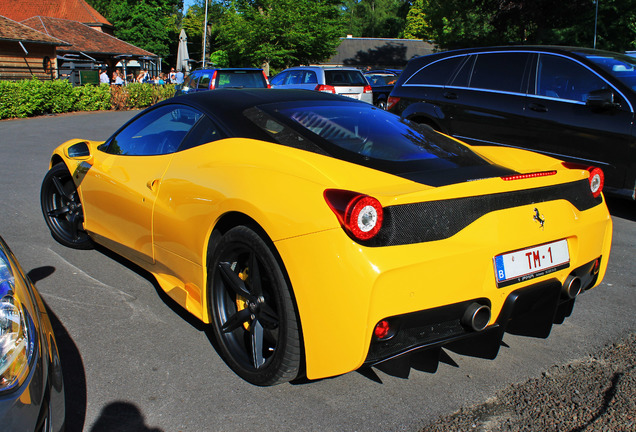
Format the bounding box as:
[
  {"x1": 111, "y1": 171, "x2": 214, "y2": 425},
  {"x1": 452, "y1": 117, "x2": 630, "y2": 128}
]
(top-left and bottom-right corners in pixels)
[
  {"x1": 87, "y1": 0, "x2": 183, "y2": 61},
  {"x1": 342, "y1": 0, "x2": 410, "y2": 38},
  {"x1": 217, "y1": 0, "x2": 344, "y2": 73}
]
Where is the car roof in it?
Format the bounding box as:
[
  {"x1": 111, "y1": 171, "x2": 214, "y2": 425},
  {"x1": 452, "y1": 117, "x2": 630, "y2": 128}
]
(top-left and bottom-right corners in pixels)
[
  {"x1": 414, "y1": 45, "x2": 626, "y2": 62},
  {"x1": 162, "y1": 88, "x2": 368, "y2": 136}
]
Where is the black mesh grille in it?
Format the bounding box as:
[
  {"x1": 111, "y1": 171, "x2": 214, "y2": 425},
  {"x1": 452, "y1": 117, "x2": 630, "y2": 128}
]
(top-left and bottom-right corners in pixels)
[{"x1": 363, "y1": 179, "x2": 601, "y2": 247}]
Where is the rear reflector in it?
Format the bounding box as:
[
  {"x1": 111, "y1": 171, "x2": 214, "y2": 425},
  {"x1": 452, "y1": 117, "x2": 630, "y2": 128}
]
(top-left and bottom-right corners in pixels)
[{"x1": 501, "y1": 171, "x2": 557, "y2": 181}]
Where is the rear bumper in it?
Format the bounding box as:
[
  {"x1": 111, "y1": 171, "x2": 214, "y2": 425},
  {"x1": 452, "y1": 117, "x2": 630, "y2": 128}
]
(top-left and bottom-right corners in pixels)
[{"x1": 365, "y1": 257, "x2": 601, "y2": 367}]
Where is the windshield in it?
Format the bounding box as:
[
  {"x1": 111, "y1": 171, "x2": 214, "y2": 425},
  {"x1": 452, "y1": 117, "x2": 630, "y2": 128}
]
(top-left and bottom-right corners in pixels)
[
  {"x1": 251, "y1": 102, "x2": 490, "y2": 174},
  {"x1": 579, "y1": 51, "x2": 636, "y2": 90}
]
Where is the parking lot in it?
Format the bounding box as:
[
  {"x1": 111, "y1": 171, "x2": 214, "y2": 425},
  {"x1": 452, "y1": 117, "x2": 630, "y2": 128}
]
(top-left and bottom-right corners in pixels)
[{"x1": 0, "y1": 111, "x2": 634, "y2": 431}]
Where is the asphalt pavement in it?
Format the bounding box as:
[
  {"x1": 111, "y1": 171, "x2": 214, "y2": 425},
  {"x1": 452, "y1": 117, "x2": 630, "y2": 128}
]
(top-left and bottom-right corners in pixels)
[{"x1": 0, "y1": 111, "x2": 634, "y2": 432}]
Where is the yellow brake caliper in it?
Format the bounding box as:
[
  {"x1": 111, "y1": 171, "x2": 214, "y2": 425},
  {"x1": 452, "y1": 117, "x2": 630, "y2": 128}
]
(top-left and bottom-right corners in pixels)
[{"x1": 236, "y1": 268, "x2": 251, "y2": 331}]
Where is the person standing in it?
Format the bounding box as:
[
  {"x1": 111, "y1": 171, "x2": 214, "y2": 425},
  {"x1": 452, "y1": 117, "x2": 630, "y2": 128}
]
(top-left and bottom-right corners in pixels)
[
  {"x1": 169, "y1": 67, "x2": 176, "y2": 83},
  {"x1": 99, "y1": 68, "x2": 109, "y2": 84},
  {"x1": 175, "y1": 69, "x2": 184, "y2": 84}
]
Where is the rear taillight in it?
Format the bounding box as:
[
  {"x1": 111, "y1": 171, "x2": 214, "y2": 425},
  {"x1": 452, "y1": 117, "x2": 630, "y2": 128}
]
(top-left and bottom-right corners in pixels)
[
  {"x1": 587, "y1": 166, "x2": 604, "y2": 197},
  {"x1": 363, "y1": 85, "x2": 372, "y2": 93},
  {"x1": 501, "y1": 171, "x2": 556, "y2": 181},
  {"x1": 315, "y1": 84, "x2": 336, "y2": 94},
  {"x1": 324, "y1": 189, "x2": 384, "y2": 241},
  {"x1": 387, "y1": 96, "x2": 400, "y2": 111},
  {"x1": 209, "y1": 70, "x2": 218, "y2": 90},
  {"x1": 562, "y1": 162, "x2": 604, "y2": 198},
  {"x1": 262, "y1": 71, "x2": 271, "y2": 88}
]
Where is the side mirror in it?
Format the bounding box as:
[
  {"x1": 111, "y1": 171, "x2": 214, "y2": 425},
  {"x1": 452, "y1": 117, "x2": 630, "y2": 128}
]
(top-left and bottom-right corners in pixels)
[{"x1": 586, "y1": 88, "x2": 620, "y2": 111}]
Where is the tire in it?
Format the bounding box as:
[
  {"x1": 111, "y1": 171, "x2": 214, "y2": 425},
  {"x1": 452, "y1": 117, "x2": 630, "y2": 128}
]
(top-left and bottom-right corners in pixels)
[
  {"x1": 40, "y1": 164, "x2": 93, "y2": 249},
  {"x1": 208, "y1": 226, "x2": 301, "y2": 386},
  {"x1": 377, "y1": 99, "x2": 387, "y2": 110}
]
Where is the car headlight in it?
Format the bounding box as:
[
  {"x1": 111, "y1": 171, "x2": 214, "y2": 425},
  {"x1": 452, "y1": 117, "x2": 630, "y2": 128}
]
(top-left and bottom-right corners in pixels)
[{"x1": 0, "y1": 246, "x2": 36, "y2": 393}]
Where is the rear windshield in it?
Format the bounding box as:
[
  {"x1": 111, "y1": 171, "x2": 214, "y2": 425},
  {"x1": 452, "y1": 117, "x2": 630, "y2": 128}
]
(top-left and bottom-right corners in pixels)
[
  {"x1": 248, "y1": 101, "x2": 489, "y2": 174},
  {"x1": 216, "y1": 70, "x2": 267, "y2": 88},
  {"x1": 324, "y1": 70, "x2": 368, "y2": 86}
]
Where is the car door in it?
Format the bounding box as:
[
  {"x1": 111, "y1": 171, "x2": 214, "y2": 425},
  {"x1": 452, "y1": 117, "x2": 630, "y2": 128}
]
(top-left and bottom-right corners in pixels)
[
  {"x1": 524, "y1": 53, "x2": 633, "y2": 188},
  {"x1": 79, "y1": 104, "x2": 203, "y2": 264},
  {"x1": 442, "y1": 52, "x2": 532, "y2": 148}
]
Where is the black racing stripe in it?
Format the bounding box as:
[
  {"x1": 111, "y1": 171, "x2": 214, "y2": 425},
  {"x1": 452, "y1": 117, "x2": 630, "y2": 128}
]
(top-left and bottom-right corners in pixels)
[{"x1": 362, "y1": 179, "x2": 601, "y2": 247}]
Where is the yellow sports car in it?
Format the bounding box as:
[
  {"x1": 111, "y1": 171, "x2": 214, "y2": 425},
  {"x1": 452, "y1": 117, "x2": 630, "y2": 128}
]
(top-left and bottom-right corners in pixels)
[{"x1": 40, "y1": 89, "x2": 612, "y2": 386}]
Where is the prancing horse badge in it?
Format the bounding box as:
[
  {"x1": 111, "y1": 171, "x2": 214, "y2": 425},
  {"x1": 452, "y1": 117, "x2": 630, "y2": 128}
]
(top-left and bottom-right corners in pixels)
[{"x1": 533, "y1": 207, "x2": 545, "y2": 229}]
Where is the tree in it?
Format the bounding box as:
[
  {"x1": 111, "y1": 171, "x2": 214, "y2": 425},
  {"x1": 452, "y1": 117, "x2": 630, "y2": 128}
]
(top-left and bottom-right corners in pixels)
[
  {"x1": 86, "y1": 0, "x2": 183, "y2": 62},
  {"x1": 341, "y1": 0, "x2": 410, "y2": 38},
  {"x1": 218, "y1": 0, "x2": 344, "y2": 74}
]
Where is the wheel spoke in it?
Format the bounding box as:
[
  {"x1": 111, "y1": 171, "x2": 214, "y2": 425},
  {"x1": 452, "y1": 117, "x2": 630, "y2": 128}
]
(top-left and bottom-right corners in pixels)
[
  {"x1": 48, "y1": 206, "x2": 71, "y2": 218},
  {"x1": 51, "y1": 175, "x2": 73, "y2": 200},
  {"x1": 258, "y1": 302, "x2": 279, "y2": 329},
  {"x1": 248, "y1": 251, "x2": 262, "y2": 296},
  {"x1": 218, "y1": 262, "x2": 251, "y2": 297},
  {"x1": 221, "y1": 308, "x2": 251, "y2": 333},
  {"x1": 69, "y1": 213, "x2": 84, "y2": 240},
  {"x1": 251, "y1": 319, "x2": 266, "y2": 368}
]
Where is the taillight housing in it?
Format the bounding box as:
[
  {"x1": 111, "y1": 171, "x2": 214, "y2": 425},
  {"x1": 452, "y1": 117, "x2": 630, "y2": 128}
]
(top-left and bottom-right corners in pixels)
[
  {"x1": 562, "y1": 162, "x2": 605, "y2": 198},
  {"x1": 587, "y1": 167, "x2": 604, "y2": 197},
  {"x1": 324, "y1": 189, "x2": 384, "y2": 241},
  {"x1": 363, "y1": 85, "x2": 372, "y2": 93},
  {"x1": 387, "y1": 96, "x2": 400, "y2": 111},
  {"x1": 315, "y1": 84, "x2": 336, "y2": 94},
  {"x1": 209, "y1": 70, "x2": 218, "y2": 90}
]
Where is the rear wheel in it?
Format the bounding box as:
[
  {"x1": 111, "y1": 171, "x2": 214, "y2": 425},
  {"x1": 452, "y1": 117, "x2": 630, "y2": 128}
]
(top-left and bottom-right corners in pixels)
[
  {"x1": 40, "y1": 164, "x2": 92, "y2": 249},
  {"x1": 208, "y1": 226, "x2": 301, "y2": 386}
]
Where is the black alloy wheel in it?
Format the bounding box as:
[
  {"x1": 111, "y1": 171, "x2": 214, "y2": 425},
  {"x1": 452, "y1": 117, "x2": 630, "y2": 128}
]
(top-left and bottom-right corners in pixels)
[
  {"x1": 209, "y1": 226, "x2": 301, "y2": 386},
  {"x1": 40, "y1": 164, "x2": 92, "y2": 249}
]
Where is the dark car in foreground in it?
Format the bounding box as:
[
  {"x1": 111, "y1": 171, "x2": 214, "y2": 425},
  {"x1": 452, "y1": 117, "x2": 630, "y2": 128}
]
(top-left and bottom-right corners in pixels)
[
  {"x1": 0, "y1": 237, "x2": 65, "y2": 431},
  {"x1": 175, "y1": 67, "x2": 269, "y2": 96},
  {"x1": 388, "y1": 46, "x2": 636, "y2": 200},
  {"x1": 363, "y1": 70, "x2": 400, "y2": 109}
]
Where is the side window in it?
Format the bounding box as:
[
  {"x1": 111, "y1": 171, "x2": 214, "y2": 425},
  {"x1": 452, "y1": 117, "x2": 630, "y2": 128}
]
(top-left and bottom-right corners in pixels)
[
  {"x1": 185, "y1": 72, "x2": 199, "y2": 88},
  {"x1": 407, "y1": 56, "x2": 464, "y2": 86},
  {"x1": 535, "y1": 54, "x2": 609, "y2": 102},
  {"x1": 105, "y1": 105, "x2": 203, "y2": 156},
  {"x1": 469, "y1": 52, "x2": 530, "y2": 93},
  {"x1": 270, "y1": 71, "x2": 288, "y2": 86},
  {"x1": 288, "y1": 70, "x2": 304, "y2": 85},
  {"x1": 198, "y1": 72, "x2": 211, "y2": 89},
  {"x1": 179, "y1": 115, "x2": 226, "y2": 151},
  {"x1": 303, "y1": 71, "x2": 318, "y2": 84}
]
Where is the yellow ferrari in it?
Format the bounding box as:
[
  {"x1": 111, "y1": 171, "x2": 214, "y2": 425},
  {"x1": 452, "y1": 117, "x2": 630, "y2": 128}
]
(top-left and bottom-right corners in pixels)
[{"x1": 40, "y1": 89, "x2": 612, "y2": 385}]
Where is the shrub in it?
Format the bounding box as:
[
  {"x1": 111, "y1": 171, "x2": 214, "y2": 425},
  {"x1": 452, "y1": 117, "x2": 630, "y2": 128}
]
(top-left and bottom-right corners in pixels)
[{"x1": 0, "y1": 79, "x2": 176, "y2": 119}]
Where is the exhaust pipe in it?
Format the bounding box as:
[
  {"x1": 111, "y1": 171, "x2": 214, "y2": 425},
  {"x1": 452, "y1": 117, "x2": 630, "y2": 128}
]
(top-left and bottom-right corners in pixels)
[
  {"x1": 562, "y1": 275, "x2": 582, "y2": 299},
  {"x1": 461, "y1": 303, "x2": 491, "y2": 332}
]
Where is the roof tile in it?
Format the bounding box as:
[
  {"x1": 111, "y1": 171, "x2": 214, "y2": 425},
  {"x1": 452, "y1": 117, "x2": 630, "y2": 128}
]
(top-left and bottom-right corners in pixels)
[{"x1": 0, "y1": 0, "x2": 111, "y2": 26}]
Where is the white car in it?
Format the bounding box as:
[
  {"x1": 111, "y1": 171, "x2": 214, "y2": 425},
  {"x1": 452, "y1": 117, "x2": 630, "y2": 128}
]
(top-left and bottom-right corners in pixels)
[{"x1": 270, "y1": 66, "x2": 373, "y2": 104}]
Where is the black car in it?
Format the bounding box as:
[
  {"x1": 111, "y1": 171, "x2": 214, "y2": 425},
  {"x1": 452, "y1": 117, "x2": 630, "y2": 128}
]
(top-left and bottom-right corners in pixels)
[
  {"x1": 175, "y1": 68, "x2": 270, "y2": 96},
  {"x1": 388, "y1": 46, "x2": 636, "y2": 200},
  {"x1": 363, "y1": 70, "x2": 400, "y2": 109},
  {"x1": 0, "y1": 236, "x2": 65, "y2": 431}
]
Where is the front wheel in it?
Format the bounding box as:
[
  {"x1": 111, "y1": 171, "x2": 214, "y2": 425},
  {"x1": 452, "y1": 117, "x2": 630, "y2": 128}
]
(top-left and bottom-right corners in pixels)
[
  {"x1": 40, "y1": 164, "x2": 92, "y2": 249},
  {"x1": 208, "y1": 226, "x2": 301, "y2": 386}
]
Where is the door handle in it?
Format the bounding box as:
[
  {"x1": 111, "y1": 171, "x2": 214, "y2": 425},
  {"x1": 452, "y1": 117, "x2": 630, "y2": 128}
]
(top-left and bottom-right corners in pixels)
[
  {"x1": 146, "y1": 179, "x2": 160, "y2": 191},
  {"x1": 443, "y1": 92, "x2": 458, "y2": 100},
  {"x1": 529, "y1": 103, "x2": 548, "y2": 112}
]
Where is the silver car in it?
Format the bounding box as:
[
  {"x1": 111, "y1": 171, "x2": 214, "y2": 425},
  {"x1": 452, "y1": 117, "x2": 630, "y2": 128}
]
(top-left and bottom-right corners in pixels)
[{"x1": 270, "y1": 66, "x2": 373, "y2": 104}]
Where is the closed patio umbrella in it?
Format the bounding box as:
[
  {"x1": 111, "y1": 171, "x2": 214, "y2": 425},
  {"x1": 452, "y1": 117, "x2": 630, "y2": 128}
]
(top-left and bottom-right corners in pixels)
[{"x1": 176, "y1": 29, "x2": 190, "y2": 73}]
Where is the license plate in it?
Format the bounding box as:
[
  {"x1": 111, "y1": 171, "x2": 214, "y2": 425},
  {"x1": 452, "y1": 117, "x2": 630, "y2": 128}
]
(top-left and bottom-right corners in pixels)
[
  {"x1": 494, "y1": 239, "x2": 569, "y2": 287},
  {"x1": 341, "y1": 93, "x2": 359, "y2": 99}
]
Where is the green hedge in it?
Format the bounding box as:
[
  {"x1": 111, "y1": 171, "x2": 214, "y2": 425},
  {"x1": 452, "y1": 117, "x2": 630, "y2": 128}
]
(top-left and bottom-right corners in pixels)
[{"x1": 0, "y1": 79, "x2": 177, "y2": 120}]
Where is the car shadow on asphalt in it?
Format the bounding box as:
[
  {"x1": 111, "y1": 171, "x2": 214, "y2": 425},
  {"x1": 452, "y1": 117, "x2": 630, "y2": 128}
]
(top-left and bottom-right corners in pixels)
[
  {"x1": 89, "y1": 401, "x2": 163, "y2": 432},
  {"x1": 29, "y1": 266, "x2": 87, "y2": 432}
]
